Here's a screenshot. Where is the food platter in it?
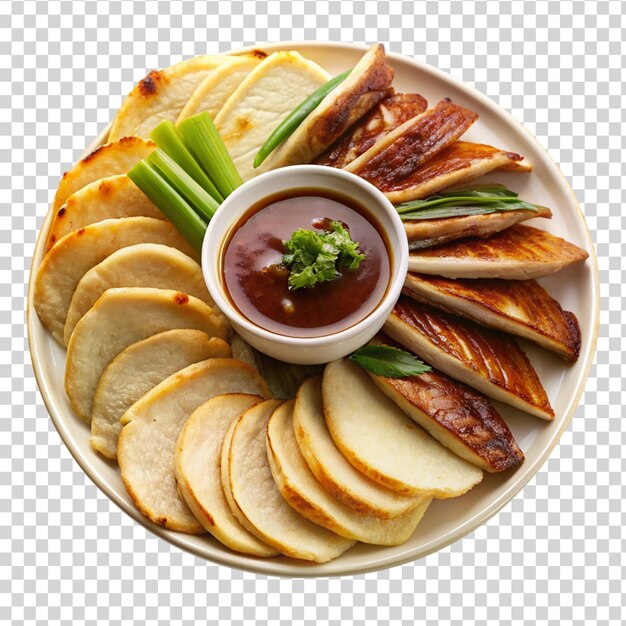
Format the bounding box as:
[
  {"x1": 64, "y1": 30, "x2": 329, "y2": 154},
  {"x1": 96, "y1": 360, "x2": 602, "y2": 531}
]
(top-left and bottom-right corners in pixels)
[{"x1": 27, "y1": 41, "x2": 599, "y2": 577}]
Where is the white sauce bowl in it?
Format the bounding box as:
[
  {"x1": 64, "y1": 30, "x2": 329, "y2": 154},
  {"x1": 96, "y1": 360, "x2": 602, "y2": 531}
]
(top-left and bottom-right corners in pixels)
[{"x1": 202, "y1": 164, "x2": 408, "y2": 364}]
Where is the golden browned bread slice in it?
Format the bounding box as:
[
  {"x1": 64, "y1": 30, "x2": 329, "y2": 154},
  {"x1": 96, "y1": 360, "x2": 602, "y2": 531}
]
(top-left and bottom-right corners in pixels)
[
  {"x1": 408, "y1": 224, "x2": 589, "y2": 279},
  {"x1": 214, "y1": 51, "x2": 331, "y2": 180},
  {"x1": 403, "y1": 273, "x2": 581, "y2": 361},
  {"x1": 176, "y1": 51, "x2": 266, "y2": 122},
  {"x1": 47, "y1": 174, "x2": 163, "y2": 252},
  {"x1": 108, "y1": 55, "x2": 237, "y2": 141},
  {"x1": 323, "y1": 359, "x2": 483, "y2": 497},
  {"x1": 293, "y1": 377, "x2": 421, "y2": 518},
  {"x1": 117, "y1": 358, "x2": 270, "y2": 533},
  {"x1": 344, "y1": 99, "x2": 478, "y2": 189},
  {"x1": 49, "y1": 137, "x2": 155, "y2": 220},
  {"x1": 385, "y1": 141, "x2": 532, "y2": 205},
  {"x1": 221, "y1": 399, "x2": 356, "y2": 562},
  {"x1": 267, "y1": 400, "x2": 432, "y2": 545},
  {"x1": 35, "y1": 217, "x2": 199, "y2": 344},
  {"x1": 91, "y1": 330, "x2": 231, "y2": 460},
  {"x1": 406, "y1": 205, "x2": 552, "y2": 250},
  {"x1": 64, "y1": 244, "x2": 212, "y2": 345},
  {"x1": 174, "y1": 393, "x2": 278, "y2": 556},
  {"x1": 65, "y1": 287, "x2": 229, "y2": 421},
  {"x1": 260, "y1": 44, "x2": 394, "y2": 171},
  {"x1": 384, "y1": 297, "x2": 554, "y2": 420},
  {"x1": 315, "y1": 92, "x2": 428, "y2": 168}
]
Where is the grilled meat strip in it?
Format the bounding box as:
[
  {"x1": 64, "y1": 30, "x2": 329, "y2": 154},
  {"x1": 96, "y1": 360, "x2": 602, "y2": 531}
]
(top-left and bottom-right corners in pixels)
[
  {"x1": 408, "y1": 224, "x2": 589, "y2": 279},
  {"x1": 369, "y1": 337, "x2": 524, "y2": 473},
  {"x1": 315, "y1": 92, "x2": 428, "y2": 168},
  {"x1": 388, "y1": 141, "x2": 532, "y2": 204},
  {"x1": 384, "y1": 297, "x2": 554, "y2": 420},
  {"x1": 344, "y1": 99, "x2": 478, "y2": 190},
  {"x1": 260, "y1": 43, "x2": 394, "y2": 170},
  {"x1": 403, "y1": 273, "x2": 581, "y2": 361},
  {"x1": 405, "y1": 205, "x2": 552, "y2": 250}
]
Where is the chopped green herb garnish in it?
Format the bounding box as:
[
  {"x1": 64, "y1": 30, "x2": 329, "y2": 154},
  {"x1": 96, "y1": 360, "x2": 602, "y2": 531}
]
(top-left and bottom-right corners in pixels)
[
  {"x1": 396, "y1": 184, "x2": 542, "y2": 221},
  {"x1": 349, "y1": 345, "x2": 432, "y2": 378},
  {"x1": 282, "y1": 221, "x2": 365, "y2": 290}
]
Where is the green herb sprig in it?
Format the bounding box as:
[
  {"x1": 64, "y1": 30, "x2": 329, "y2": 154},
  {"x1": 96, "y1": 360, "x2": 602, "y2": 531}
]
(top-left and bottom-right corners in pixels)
[
  {"x1": 282, "y1": 221, "x2": 365, "y2": 290},
  {"x1": 253, "y1": 69, "x2": 353, "y2": 168},
  {"x1": 396, "y1": 184, "x2": 542, "y2": 221},
  {"x1": 349, "y1": 345, "x2": 432, "y2": 378}
]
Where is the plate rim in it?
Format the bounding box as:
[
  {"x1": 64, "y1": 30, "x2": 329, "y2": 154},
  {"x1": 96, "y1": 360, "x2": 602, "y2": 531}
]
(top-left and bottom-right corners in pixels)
[{"x1": 27, "y1": 41, "x2": 600, "y2": 578}]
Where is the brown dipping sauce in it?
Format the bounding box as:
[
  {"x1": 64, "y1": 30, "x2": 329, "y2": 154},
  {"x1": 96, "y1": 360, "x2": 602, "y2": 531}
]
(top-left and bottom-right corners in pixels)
[{"x1": 222, "y1": 190, "x2": 391, "y2": 338}]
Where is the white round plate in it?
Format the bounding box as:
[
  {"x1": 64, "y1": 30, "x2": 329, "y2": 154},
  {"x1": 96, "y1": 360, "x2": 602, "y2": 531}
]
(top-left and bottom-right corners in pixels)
[{"x1": 28, "y1": 42, "x2": 599, "y2": 577}]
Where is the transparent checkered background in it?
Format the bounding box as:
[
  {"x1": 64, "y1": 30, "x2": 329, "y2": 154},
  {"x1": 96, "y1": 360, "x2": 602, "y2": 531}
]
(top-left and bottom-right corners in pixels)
[{"x1": 2, "y1": 0, "x2": 624, "y2": 624}]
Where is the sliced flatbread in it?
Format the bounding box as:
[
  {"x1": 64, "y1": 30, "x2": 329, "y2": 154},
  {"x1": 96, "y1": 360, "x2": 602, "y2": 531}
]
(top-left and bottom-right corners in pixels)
[
  {"x1": 109, "y1": 55, "x2": 237, "y2": 141},
  {"x1": 50, "y1": 137, "x2": 155, "y2": 217},
  {"x1": 90, "y1": 330, "x2": 231, "y2": 460},
  {"x1": 383, "y1": 141, "x2": 532, "y2": 204},
  {"x1": 403, "y1": 273, "x2": 582, "y2": 361},
  {"x1": 385, "y1": 297, "x2": 554, "y2": 420},
  {"x1": 261, "y1": 44, "x2": 394, "y2": 172},
  {"x1": 64, "y1": 243, "x2": 212, "y2": 345},
  {"x1": 117, "y1": 359, "x2": 270, "y2": 533},
  {"x1": 176, "y1": 52, "x2": 266, "y2": 122},
  {"x1": 34, "y1": 217, "x2": 198, "y2": 344},
  {"x1": 408, "y1": 224, "x2": 589, "y2": 279},
  {"x1": 322, "y1": 359, "x2": 483, "y2": 497},
  {"x1": 65, "y1": 287, "x2": 229, "y2": 421},
  {"x1": 213, "y1": 51, "x2": 330, "y2": 180},
  {"x1": 221, "y1": 399, "x2": 355, "y2": 562},
  {"x1": 406, "y1": 205, "x2": 552, "y2": 250},
  {"x1": 315, "y1": 92, "x2": 428, "y2": 168},
  {"x1": 174, "y1": 393, "x2": 277, "y2": 556},
  {"x1": 344, "y1": 99, "x2": 478, "y2": 189},
  {"x1": 267, "y1": 400, "x2": 432, "y2": 545},
  {"x1": 47, "y1": 174, "x2": 163, "y2": 252},
  {"x1": 293, "y1": 376, "x2": 420, "y2": 518}
]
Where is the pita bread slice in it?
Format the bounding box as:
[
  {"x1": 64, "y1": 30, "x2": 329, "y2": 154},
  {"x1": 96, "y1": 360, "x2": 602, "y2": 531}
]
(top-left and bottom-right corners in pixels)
[
  {"x1": 64, "y1": 243, "x2": 211, "y2": 345},
  {"x1": 90, "y1": 330, "x2": 231, "y2": 460},
  {"x1": 176, "y1": 52, "x2": 265, "y2": 122},
  {"x1": 267, "y1": 400, "x2": 432, "y2": 545},
  {"x1": 407, "y1": 224, "x2": 589, "y2": 279},
  {"x1": 51, "y1": 137, "x2": 155, "y2": 217},
  {"x1": 260, "y1": 44, "x2": 394, "y2": 172},
  {"x1": 117, "y1": 359, "x2": 270, "y2": 533},
  {"x1": 403, "y1": 273, "x2": 582, "y2": 361},
  {"x1": 65, "y1": 287, "x2": 229, "y2": 421},
  {"x1": 35, "y1": 217, "x2": 198, "y2": 344},
  {"x1": 293, "y1": 377, "x2": 420, "y2": 518},
  {"x1": 323, "y1": 359, "x2": 483, "y2": 498},
  {"x1": 174, "y1": 393, "x2": 278, "y2": 556},
  {"x1": 47, "y1": 174, "x2": 163, "y2": 252},
  {"x1": 108, "y1": 55, "x2": 237, "y2": 141},
  {"x1": 221, "y1": 399, "x2": 356, "y2": 562},
  {"x1": 384, "y1": 298, "x2": 554, "y2": 420},
  {"x1": 213, "y1": 51, "x2": 330, "y2": 180}
]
